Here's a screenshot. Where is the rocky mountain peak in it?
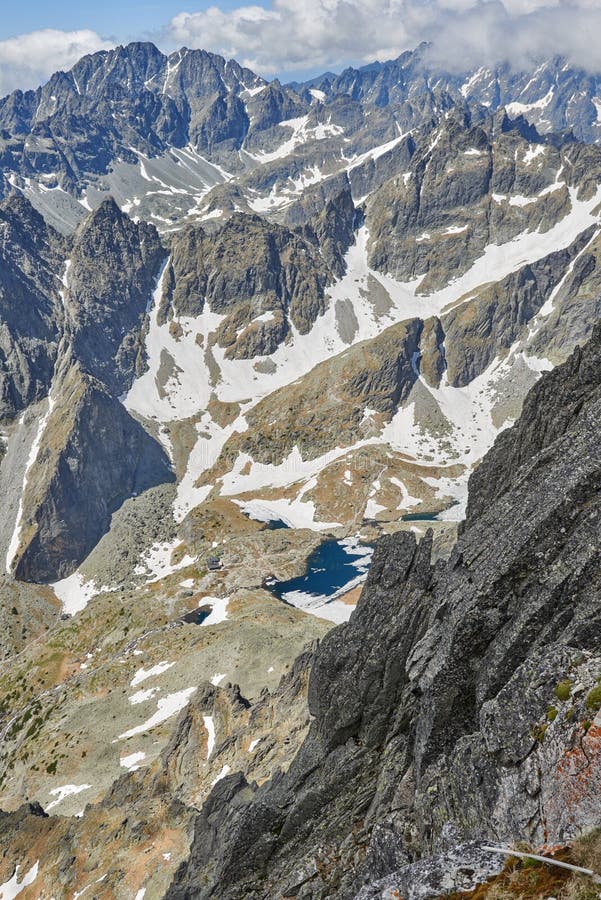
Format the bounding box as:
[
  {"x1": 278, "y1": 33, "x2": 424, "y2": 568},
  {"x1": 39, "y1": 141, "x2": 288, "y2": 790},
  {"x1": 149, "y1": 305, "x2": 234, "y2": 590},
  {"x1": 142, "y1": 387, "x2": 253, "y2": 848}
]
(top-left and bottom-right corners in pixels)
[
  {"x1": 73, "y1": 195, "x2": 156, "y2": 254},
  {"x1": 0, "y1": 193, "x2": 62, "y2": 256},
  {"x1": 59, "y1": 41, "x2": 167, "y2": 102},
  {"x1": 67, "y1": 200, "x2": 164, "y2": 394}
]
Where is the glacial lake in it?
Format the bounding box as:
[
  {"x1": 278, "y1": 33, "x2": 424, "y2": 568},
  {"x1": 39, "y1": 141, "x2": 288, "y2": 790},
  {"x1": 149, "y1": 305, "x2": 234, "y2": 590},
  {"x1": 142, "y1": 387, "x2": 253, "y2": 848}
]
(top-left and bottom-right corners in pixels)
[
  {"x1": 266, "y1": 537, "x2": 374, "y2": 624},
  {"x1": 401, "y1": 511, "x2": 440, "y2": 522}
]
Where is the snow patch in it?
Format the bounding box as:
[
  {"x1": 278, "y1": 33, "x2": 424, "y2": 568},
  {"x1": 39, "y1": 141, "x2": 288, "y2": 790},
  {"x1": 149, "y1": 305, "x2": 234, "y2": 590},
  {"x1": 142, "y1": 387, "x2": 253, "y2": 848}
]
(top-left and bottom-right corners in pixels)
[
  {"x1": 128, "y1": 687, "x2": 161, "y2": 706},
  {"x1": 5, "y1": 393, "x2": 56, "y2": 574},
  {"x1": 235, "y1": 496, "x2": 340, "y2": 531},
  {"x1": 0, "y1": 862, "x2": 39, "y2": 900},
  {"x1": 203, "y1": 715, "x2": 215, "y2": 758},
  {"x1": 125, "y1": 261, "x2": 224, "y2": 425},
  {"x1": 211, "y1": 764, "x2": 231, "y2": 787},
  {"x1": 130, "y1": 662, "x2": 175, "y2": 687},
  {"x1": 134, "y1": 540, "x2": 196, "y2": 583},
  {"x1": 523, "y1": 144, "x2": 546, "y2": 164},
  {"x1": 52, "y1": 572, "x2": 103, "y2": 617},
  {"x1": 198, "y1": 596, "x2": 229, "y2": 627},
  {"x1": 346, "y1": 125, "x2": 408, "y2": 174},
  {"x1": 506, "y1": 87, "x2": 554, "y2": 117},
  {"x1": 390, "y1": 477, "x2": 423, "y2": 511},
  {"x1": 117, "y1": 688, "x2": 196, "y2": 740},
  {"x1": 120, "y1": 751, "x2": 146, "y2": 771},
  {"x1": 249, "y1": 115, "x2": 342, "y2": 164},
  {"x1": 46, "y1": 783, "x2": 91, "y2": 812},
  {"x1": 281, "y1": 591, "x2": 356, "y2": 624}
]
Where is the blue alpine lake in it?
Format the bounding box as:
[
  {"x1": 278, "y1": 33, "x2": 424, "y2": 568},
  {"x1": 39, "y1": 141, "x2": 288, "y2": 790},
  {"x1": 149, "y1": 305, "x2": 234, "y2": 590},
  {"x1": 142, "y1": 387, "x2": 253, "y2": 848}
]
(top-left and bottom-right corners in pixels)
[
  {"x1": 401, "y1": 511, "x2": 440, "y2": 522},
  {"x1": 266, "y1": 537, "x2": 374, "y2": 623}
]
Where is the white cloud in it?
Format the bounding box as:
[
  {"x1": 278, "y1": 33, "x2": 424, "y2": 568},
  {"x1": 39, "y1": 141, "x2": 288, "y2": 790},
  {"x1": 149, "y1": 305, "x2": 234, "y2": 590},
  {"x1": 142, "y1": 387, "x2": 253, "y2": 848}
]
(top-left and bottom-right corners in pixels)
[
  {"x1": 0, "y1": 29, "x2": 113, "y2": 96},
  {"x1": 166, "y1": 0, "x2": 601, "y2": 76},
  {"x1": 168, "y1": 0, "x2": 413, "y2": 74},
  {"x1": 423, "y1": 1, "x2": 601, "y2": 73}
]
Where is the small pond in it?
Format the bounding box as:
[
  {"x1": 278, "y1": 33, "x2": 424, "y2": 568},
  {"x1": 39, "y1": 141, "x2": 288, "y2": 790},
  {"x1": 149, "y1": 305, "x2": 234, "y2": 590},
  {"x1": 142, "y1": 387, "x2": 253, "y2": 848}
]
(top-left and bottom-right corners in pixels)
[
  {"x1": 182, "y1": 605, "x2": 212, "y2": 625},
  {"x1": 401, "y1": 511, "x2": 440, "y2": 522}
]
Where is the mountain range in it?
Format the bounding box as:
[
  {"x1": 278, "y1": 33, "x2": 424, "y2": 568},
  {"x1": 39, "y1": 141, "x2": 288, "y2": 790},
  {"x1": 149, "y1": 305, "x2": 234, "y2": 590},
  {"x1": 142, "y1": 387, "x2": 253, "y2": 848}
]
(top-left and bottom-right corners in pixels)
[{"x1": 0, "y1": 39, "x2": 599, "y2": 899}]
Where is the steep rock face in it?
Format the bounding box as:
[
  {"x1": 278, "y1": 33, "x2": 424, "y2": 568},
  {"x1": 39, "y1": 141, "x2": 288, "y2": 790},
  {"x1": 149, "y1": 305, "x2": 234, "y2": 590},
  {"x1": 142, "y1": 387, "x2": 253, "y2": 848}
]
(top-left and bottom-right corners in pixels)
[
  {"x1": 301, "y1": 183, "x2": 358, "y2": 277},
  {"x1": 529, "y1": 228, "x2": 601, "y2": 362},
  {"x1": 167, "y1": 325, "x2": 601, "y2": 899},
  {"x1": 281, "y1": 172, "x2": 353, "y2": 230},
  {"x1": 163, "y1": 214, "x2": 333, "y2": 354},
  {"x1": 0, "y1": 196, "x2": 175, "y2": 584},
  {"x1": 156, "y1": 647, "x2": 319, "y2": 808},
  {"x1": 66, "y1": 198, "x2": 165, "y2": 394},
  {"x1": 418, "y1": 317, "x2": 446, "y2": 388},
  {"x1": 0, "y1": 196, "x2": 65, "y2": 420},
  {"x1": 10, "y1": 360, "x2": 173, "y2": 582},
  {"x1": 364, "y1": 111, "x2": 595, "y2": 292},
  {"x1": 440, "y1": 229, "x2": 595, "y2": 386},
  {"x1": 465, "y1": 319, "x2": 601, "y2": 525}
]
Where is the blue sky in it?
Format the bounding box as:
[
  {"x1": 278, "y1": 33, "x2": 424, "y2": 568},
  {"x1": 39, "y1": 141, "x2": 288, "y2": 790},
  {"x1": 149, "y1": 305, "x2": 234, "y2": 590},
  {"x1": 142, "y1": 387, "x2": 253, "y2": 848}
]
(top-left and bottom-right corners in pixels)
[{"x1": 0, "y1": 1, "x2": 242, "y2": 43}]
